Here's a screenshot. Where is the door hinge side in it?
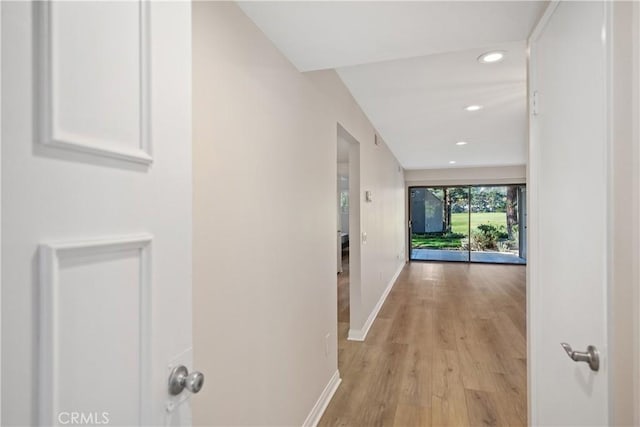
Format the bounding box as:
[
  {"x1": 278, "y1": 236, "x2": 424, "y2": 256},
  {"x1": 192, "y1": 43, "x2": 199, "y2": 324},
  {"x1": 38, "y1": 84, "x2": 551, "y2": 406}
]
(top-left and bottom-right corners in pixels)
[{"x1": 532, "y1": 90, "x2": 539, "y2": 116}]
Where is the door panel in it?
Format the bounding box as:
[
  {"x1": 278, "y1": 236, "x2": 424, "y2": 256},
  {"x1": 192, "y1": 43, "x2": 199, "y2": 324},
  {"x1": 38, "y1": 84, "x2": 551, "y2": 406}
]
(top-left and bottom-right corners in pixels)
[
  {"x1": 43, "y1": 1, "x2": 149, "y2": 162},
  {"x1": 2, "y1": 1, "x2": 193, "y2": 425},
  {"x1": 529, "y1": 2, "x2": 609, "y2": 424},
  {"x1": 41, "y1": 237, "x2": 153, "y2": 425}
]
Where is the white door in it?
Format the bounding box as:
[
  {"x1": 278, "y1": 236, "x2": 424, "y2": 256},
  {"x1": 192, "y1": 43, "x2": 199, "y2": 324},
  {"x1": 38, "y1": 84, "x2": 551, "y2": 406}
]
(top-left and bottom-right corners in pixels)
[
  {"x1": 529, "y1": 1, "x2": 610, "y2": 425},
  {"x1": 2, "y1": 1, "x2": 195, "y2": 425}
]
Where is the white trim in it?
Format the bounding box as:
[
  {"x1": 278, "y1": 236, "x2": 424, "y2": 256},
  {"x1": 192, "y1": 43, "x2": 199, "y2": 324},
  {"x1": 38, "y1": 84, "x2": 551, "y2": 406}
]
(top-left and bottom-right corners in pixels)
[
  {"x1": 605, "y1": 2, "x2": 615, "y2": 423},
  {"x1": 36, "y1": 1, "x2": 152, "y2": 165},
  {"x1": 0, "y1": 1, "x2": 3, "y2": 421},
  {"x1": 347, "y1": 262, "x2": 404, "y2": 341},
  {"x1": 633, "y1": 4, "x2": 640, "y2": 425},
  {"x1": 526, "y1": 4, "x2": 559, "y2": 424},
  {"x1": 38, "y1": 234, "x2": 153, "y2": 426},
  {"x1": 301, "y1": 370, "x2": 342, "y2": 427},
  {"x1": 528, "y1": 1, "x2": 560, "y2": 43}
]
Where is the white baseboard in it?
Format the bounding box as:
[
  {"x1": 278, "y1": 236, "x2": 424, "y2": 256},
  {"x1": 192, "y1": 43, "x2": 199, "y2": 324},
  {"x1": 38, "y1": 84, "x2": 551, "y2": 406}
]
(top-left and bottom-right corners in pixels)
[
  {"x1": 347, "y1": 262, "x2": 404, "y2": 341},
  {"x1": 302, "y1": 370, "x2": 342, "y2": 427}
]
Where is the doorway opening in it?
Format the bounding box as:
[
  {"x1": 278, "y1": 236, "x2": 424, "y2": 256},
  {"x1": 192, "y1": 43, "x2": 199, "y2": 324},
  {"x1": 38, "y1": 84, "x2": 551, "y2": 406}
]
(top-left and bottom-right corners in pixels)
[
  {"x1": 336, "y1": 124, "x2": 361, "y2": 357},
  {"x1": 336, "y1": 135, "x2": 350, "y2": 336},
  {"x1": 409, "y1": 184, "x2": 526, "y2": 264}
]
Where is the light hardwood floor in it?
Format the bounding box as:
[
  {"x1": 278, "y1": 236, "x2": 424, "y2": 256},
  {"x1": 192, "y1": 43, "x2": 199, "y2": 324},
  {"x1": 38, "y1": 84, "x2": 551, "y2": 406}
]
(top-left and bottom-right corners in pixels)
[{"x1": 320, "y1": 261, "x2": 527, "y2": 427}]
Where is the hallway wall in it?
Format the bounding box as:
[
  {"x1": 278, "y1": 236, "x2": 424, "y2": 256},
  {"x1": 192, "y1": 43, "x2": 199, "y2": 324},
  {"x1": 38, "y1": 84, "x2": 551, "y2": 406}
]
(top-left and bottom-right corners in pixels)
[
  {"x1": 192, "y1": 2, "x2": 405, "y2": 425},
  {"x1": 405, "y1": 164, "x2": 526, "y2": 187}
]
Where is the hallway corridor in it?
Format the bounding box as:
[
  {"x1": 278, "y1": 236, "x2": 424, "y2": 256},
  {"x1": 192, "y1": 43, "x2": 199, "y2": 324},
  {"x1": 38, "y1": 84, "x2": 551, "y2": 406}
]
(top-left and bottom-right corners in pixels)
[{"x1": 320, "y1": 262, "x2": 527, "y2": 426}]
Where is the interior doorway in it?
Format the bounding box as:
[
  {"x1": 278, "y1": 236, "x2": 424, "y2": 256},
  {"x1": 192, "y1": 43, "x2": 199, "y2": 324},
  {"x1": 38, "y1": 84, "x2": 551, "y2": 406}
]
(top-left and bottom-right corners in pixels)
[
  {"x1": 336, "y1": 125, "x2": 361, "y2": 355},
  {"x1": 336, "y1": 132, "x2": 350, "y2": 335}
]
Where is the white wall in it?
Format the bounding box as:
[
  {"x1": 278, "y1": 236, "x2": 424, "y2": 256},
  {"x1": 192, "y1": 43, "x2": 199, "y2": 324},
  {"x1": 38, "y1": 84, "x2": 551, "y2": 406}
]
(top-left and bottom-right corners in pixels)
[
  {"x1": 0, "y1": 2, "x2": 3, "y2": 419},
  {"x1": 633, "y1": 8, "x2": 640, "y2": 425},
  {"x1": 610, "y1": 3, "x2": 640, "y2": 424},
  {"x1": 405, "y1": 164, "x2": 526, "y2": 187},
  {"x1": 192, "y1": 2, "x2": 405, "y2": 425}
]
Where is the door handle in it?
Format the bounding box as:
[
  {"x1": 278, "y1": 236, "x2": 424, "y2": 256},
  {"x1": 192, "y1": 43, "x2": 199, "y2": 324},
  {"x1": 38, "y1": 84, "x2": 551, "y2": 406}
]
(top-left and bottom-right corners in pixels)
[
  {"x1": 168, "y1": 365, "x2": 205, "y2": 395},
  {"x1": 560, "y1": 343, "x2": 599, "y2": 372}
]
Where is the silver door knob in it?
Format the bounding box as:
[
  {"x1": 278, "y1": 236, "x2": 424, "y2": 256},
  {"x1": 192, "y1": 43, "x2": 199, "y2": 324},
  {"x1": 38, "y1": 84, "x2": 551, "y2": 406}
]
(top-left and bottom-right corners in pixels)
[
  {"x1": 168, "y1": 365, "x2": 205, "y2": 395},
  {"x1": 560, "y1": 343, "x2": 600, "y2": 372}
]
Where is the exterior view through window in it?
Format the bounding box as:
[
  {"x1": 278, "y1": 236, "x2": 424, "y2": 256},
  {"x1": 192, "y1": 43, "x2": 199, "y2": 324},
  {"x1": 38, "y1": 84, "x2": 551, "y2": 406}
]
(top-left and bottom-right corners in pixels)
[{"x1": 410, "y1": 185, "x2": 526, "y2": 264}]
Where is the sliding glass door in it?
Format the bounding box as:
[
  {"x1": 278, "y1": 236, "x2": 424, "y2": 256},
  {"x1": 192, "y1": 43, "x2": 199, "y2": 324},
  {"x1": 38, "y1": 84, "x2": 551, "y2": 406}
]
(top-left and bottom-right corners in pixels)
[
  {"x1": 410, "y1": 187, "x2": 469, "y2": 262},
  {"x1": 410, "y1": 185, "x2": 526, "y2": 264},
  {"x1": 469, "y1": 186, "x2": 526, "y2": 264}
]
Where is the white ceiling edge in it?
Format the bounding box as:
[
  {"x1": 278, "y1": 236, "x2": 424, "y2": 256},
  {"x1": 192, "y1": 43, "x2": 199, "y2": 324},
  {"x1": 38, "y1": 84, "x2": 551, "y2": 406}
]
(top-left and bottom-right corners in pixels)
[
  {"x1": 403, "y1": 162, "x2": 527, "y2": 172},
  {"x1": 237, "y1": 1, "x2": 547, "y2": 71},
  {"x1": 404, "y1": 164, "x2": 527, "y2": 186}
]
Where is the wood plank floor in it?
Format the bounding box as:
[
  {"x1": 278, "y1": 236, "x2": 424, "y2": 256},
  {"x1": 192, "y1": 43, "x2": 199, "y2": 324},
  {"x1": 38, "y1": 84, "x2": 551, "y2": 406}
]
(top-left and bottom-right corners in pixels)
[{"x1": 320, "y1": 261, "x2": 527, "y2": 427}]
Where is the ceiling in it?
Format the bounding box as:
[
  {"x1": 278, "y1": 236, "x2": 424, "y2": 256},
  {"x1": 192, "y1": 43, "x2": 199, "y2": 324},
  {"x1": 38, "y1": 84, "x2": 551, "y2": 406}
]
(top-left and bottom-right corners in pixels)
[
  {"x1": 238, "y1": 1, "x2": 547, "y2": 170},
  {"x1": 337, "y1": 41, "x2": 527, "y2": 169}
]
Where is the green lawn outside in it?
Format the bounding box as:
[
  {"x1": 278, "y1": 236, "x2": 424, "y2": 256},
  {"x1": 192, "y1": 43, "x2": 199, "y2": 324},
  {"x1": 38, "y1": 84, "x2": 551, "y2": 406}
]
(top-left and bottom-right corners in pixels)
[
  {"x1": 412, "y1": 212, "x2": 509, "y2": 250},
  {"x1": 450, "y1": 212, "x2": 507, "y2": 235},
  {"x1": 411, "y1": 235, "x2": 462, "y2": 249}
]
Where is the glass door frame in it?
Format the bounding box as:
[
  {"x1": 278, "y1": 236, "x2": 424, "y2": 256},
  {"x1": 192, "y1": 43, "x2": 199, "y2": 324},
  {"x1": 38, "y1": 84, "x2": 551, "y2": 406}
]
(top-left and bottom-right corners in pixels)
[{"x1": 408, "y1": 183, "x2": 527, "y2": 265}]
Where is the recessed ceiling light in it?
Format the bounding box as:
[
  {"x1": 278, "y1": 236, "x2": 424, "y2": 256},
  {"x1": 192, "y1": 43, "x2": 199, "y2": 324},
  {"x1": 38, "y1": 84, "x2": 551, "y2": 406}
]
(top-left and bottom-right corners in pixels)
[
  {"x1": 478, "y1": 51, "x2": 505, "y2": 64},
  {"x1": 449, "y1": 160, "x2": 457, "y2": 164},
  {"x1": 456, "y1": 141, "x2": 468, "y2": 146},
  {"x1": 464, "y1": 105, "x2": 483, "y2": 112}
]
